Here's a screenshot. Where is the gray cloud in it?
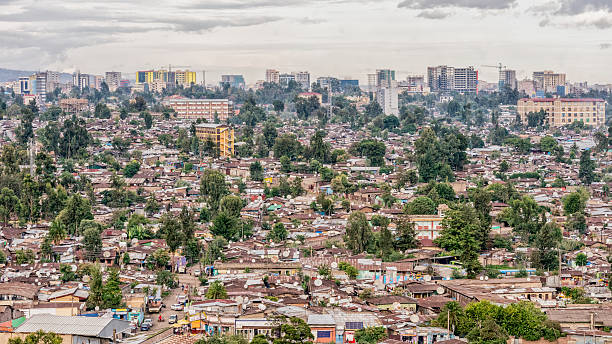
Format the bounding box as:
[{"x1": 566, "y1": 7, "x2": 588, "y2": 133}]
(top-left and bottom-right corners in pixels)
[
  {"x1": 555, "y1": 0, "x2": 611, "y2": 15},
  {"x1": 417, "y1": 10, "x2": 452, "y2": 19},
  {"x1": 601, "y1": 43, "x2": 612, "y2": 49},
  {"x1": 165, "y1": 17, "x2": 282, "y2": 32},
  {"x1": 398, "y1": 0, "x2": 516, "y2": 10},
  {"x1": 180, "y1": 0, "x2": 371, "y2": 10}
]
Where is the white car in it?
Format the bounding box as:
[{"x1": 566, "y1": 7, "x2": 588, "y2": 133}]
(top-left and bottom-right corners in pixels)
[
  {"x1": 171, "y1": 303, "x2": 184, "y2": 311},
  {"x1": 143, "y1": 319, "x2": 153, "y2": 326},
  {"x1": 193, "y1": 269, "x2": 201, "y2": 277}
]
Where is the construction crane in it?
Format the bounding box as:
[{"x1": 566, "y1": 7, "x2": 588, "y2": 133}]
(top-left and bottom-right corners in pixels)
[
  {"x1": 160, "y1": 64, "x2": 192, "y2": 72},
  {"x1": 481, "y1": 63, "x2": 507, "y2": 74}
]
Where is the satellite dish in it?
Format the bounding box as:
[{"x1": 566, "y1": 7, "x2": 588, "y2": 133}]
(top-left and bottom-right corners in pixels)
[
  {"x1": 78, "y1": 283, "x2": 83, "y2": 288},
  {"x1": 410, "y1": 315, "x2": 419, "y2": 323},
  {"x1": 423, "y1": 275, "x2": 431, "y2": 282},
  {"x1": 436, "y1": 287, "x2": 445, "y2": 295},
  {"x1": 251, "y1": 259, "x2": 256, "y2": 263},
  {"x1": 236, "y1": 296, "x2": 244, "y2": 304},
  {"x1": 314, "y1": 279, "x2": 323, "y2": 287},
  {"x1": 258, "y1": 304, "x2": 267, "y2": 311},
  {"x1": 479, "y1": 276, "x2": 484, "y2": 280},
  {"x1": 283, "y1": 251, "x2": 290, "y2": 258},
  {"x1": 526, "y1": 277, "x2": 531, "y2": 281},
  {"x1": 104, "y1": 251, "x2": 111, "y2": 258},
  {"x1": 244, "y1": 284, "x2": 248, "y2": 289},
  {"x1": 71, "y1": 264, "x2": 78, "y2": 272},
  {"x1": 331, "y1": 262, "x2": 338, "y2": 269},
  {"x1": 484, "y1": 276, "x2": 489, "y2": 281}
]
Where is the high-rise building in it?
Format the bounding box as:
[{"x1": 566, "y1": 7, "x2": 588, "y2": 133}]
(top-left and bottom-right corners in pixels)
[
  {"x1": 499, "y1": 69, "x2": 517, "y2": 90},
  {"x1": 279, "y1": 73, "x2": 295, "y2": 86},
  {"x1": 18, "y1": 77, "x2": 30, "y2": 95},
  {"x1": 174, "y1": 70, "x2": 197, "y2": 86},
  {"x1": 46, "y1": 71, "x2": 60, "y2": 92},
  {"x1": 265, "y1": 69, "x2": 280, "y2": 84},
  {"x1": 428, "y1": 65, "x2": 478, "y2": 93},
  {"x1": 375, "y1": 69, "x2": 396, "y2": 88},
  {"x1": 533, "y1": 71, "x2": 566, "y2": 93},
  {"x1": 517, "y1": 98, "x2": 606, "y2": 127},
  {"x1": 137, "y1": 69, "x2": 196, "y2": 87},
  {"x1": 34, "y1": 72, "x2": 47, "y2": 103},
  {"x1": 165, "y1": 97, "x2": 234, "y2": 122},
  {"x1": 293, "y1": 71, "x2": 310, "y2": 91},
  {"x1": 73, "y1": 71, "x2": 90, "y2": 90},
  {"x1": 376, "y1": 84, "x2": 399, "y2": 116},
  {"x1": 195, "y1": 123, "x2": 235, "y2": 157},
  {"x1": 221, "y1": 75, "x2": 246, "y2": 89},
  {"x1": 105, "y1": 72, "x2": 121, "y2": 91},
  {"x1": 136, "y1": 70, "x2": 155, "y2": 84}
]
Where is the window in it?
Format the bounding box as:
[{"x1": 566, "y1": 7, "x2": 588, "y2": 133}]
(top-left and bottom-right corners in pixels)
[
  {"x1": 345, "y1": 322, "x2": 363, "y2": 330},
  {"x1": 318, "y1": 331, "x2": 332, "y2": 338}
]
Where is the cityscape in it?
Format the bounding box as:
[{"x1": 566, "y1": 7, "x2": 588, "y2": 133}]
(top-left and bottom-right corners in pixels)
[{"x1": 0, "y1": 1, "x2": 612, "y2": 344}]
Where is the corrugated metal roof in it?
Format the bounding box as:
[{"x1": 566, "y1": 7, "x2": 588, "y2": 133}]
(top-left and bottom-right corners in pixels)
[{"x1": 15, "y1": 314, "x2": 130, "y2": 338}]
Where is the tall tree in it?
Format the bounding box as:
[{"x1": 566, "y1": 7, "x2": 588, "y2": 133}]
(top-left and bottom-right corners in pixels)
[
  {"x1": 345, "y1": 211, "x2": 374, "y2": 253},
  {"x1": 200, "y1": 169, "x2": 229, "y2": 213},
  {"x1": 578, "y1": 150, "x2": 596, "y2": 185}
]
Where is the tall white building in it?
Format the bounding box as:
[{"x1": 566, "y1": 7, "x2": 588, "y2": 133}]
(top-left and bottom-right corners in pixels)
[
  {"x1": 293, "y1": 71, "x2": 310, "y2": 91},
  {"x1": 73, "y1": 70, "x2": 90, "y2": 90},
  {"x1": 376, "y1": 83, "x2": 399, "y2": 116},
  {"x1": 105, "y1": 71, "x2": 121, "y2": 92},
  {"x1": 265, "y1": 69, "x2": 280, "y2": 84}
]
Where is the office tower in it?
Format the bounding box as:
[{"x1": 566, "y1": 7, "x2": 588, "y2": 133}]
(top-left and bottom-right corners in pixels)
[
  {"x1": 18, "y1": 77, "x2": 30, "y2": 95},
  {"x1": 499, "y1": 69, "x2": 517, "y2": 90},
  {"x1": 136, "y1": 70, "x2": 155, "y2": 84},
  {"x1": 221, "y1": 75, "x2": 246, "y2": 89},
  {"x1": 533, "y1": 71, "x2": 566, "y2": 93},
  {"x1": 35, "y1": 72, "x2": 47, "y2": 103},
  {"x1": 279, "y1": 73, "x2": 296, "y2": 86},
  {"x1": 195, "y1": 123, "x2": 235, "y2": 157},
  {"x1": 376, "y1": 83, "x2": 399, "y2": 116},
  {"x1": 428, "y1": 65, "x2": 478, "y2": 93},
  {"x1": 293, "y1": 71, "x2": 310, "y2": 91},
  {"x1": 105, "y1": 72, "x2": 121, "y2": 92},
  {"x1": 45, "y1": 71, "x2": 60, "y2": 92},
  {"x1": 137, "y1": 69, "x2": 196, "y2": 87},
  {"x1": 517, "y1": 98, "x2": 606, "y2": 127},
  {"x1": 166, "y1": 98, "x2": 234, "y2": 122},
  {"x1": 375, "y1": 69, "x2": 396, "y2": 88},
  {"x1": 73, "y1": 71, "x2": 90, "y2": 90},
  {"x1": 266, "y1": 69, "x2": 280, "y2": 84}
]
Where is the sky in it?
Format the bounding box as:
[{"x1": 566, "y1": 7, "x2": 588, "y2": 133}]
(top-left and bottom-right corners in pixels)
[{"x1": 0, "y1": 0, "x2": 611, "y2": 85}]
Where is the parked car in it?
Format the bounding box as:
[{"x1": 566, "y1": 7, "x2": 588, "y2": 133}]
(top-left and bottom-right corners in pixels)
[
  {"x1": 193, "y1": 269, "x2": 201, "y2": 277},
  {"x1": 140, "y1": 323, "x2": 151, "y2": 331},
  {"x1": 143, "y1": 318, "x2": 153, "y2": 326},
  {"x1": 171, "y1": 303, "x2": 184, "y2": 311},
  {"x1": 168, "y1": 314, "x2": 178, "y2": 324}
]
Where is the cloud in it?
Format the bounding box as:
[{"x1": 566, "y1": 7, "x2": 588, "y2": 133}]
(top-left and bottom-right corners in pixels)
[
  {"x1": 165, "y1": 17, "x2": 282, "y2": 32},
  {"x1": 417, "y1": 10, "x2": 452, "y2": 19},
  {"x1": 554, "y1": 0, "x2": 611, "y2": 15},
  {"x1": 180, "y1": 0, "x2": 373, "y2": 10},
  {"x1": 600, "y1": 43, "x2": 612, "y2": 49},
  {"x1": 397, "y1": 0, "x2": 516, "y2": 10},
  {"x1": 531, "y1": 0, "x2": 612, "y2": 29}
]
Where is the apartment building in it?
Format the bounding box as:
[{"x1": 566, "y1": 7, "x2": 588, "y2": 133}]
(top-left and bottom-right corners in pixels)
[
  {"x1": 136, "y1": 69, "x2": 196, "y2": 87},
  {"x1": 499, "y1": 69, "x2": 517, "y2": 90},
  {"x1": 72, "y1": 71, "x2": 90, "y2": 90},
  {"x1": 376, "y1": 85, "x2": 399, "y2": 115},
  {"x1": 427, "y1": 65, "x2": 478, "y2": 93},
  {"x1": 105, "y1": 72, "x2": 121, "y2": 91},
  {"x1": 195, "y1": 123, "x2": 235, "y2": 157},
  {"x1": 59, "y1": 98, "x2": 89, "y2": 114},
  {"x1": 265, "y1": 69, "x2": 280, "y2": 84},
  {"x1": 533, "y1": 71, "x2": 566, "y2": 93},
  {"x1": 517, "y1": 98, "x2": 606, "y2": 127},
  {"x1": 221, "y1": 75, "x2": 245, "y2": 89},
  {"x1": 165, "y1": 97, "x2": 234, "y2": 122}
]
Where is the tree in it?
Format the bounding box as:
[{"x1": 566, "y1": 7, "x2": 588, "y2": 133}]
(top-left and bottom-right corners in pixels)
[
  {"x1": 349, "y1": 139, "x2": 386, "y2": 167},
  {"x1": 158, "y1": 215, "x2": 184, "y2": 252},
  {"x1": 123, "y1": 160, "x2": 140, "y2": 178},
  {"x1": 102, "y1": 268, "x2": 123, "y2": 308},
  {"x1": 143, "y1": 111, "x2": 153, "y2": 129},
  {"x1": 404, "y1": 196, "x2": 436, "y2": 215},
  {"x1": 8, "y1": 330, "x2": 63, "y2": 344},
  {"x1": 273, "y1": 134, "x2": 302, "y2": 159},
  {"x1": 467, "y1": 318, "x2": 508, "y2": 344},
  {"x1": 563, "y1": 191, "x2": 588, "y2": 215},
  {"x1": 395, "y1": 218, "x2": 418, "y2": 251},
  {"x1": 268, "y1": 223, "x2": 288, "y2": 243},
  {"x1": 435, "y1": 203, "x2": 483, "y2": 278},
  {"x1": 578, "y1": 149, "x2": 596, "y2": 185},
  {"x1": 273, "y1": 317, "x2": 314, "y2": 344},
  {"x1": 148, "y1": 248, "x2": 171, "y2": 269},
  {"x1": 201, "y1": 169, "x2": 229, "y2": 213},
  {"x1": 86, "y1": 264, "x2": 103, "y2": 309},
  {"x1": 219, "y1": 195, "x2": 243, "y2": 218},
  {"x1": 539, "y1": 136, "x2": 557, "y2": 153},
  {"x1": 211, "y1": 211, "x2": 238, "y2": 241},
  {"x1": 156, "y1": 270, "x2": 176, "y2": 289},
  {"x1": 57, "y1": 194, "x2": 93, "y2": 235},
  {"x1": 0, "y1": 187, "x2": 20, "y2": 225},
  {"x1": 498, "y1": 196, "x2": 544, "y2": 243},
  {"x1": 262, "y1": 121, "x2": 278, "y2": 148},
  {"x1": 532, "y1": 222, "x2": 562, "y2": 271},
  {"x1": 575, "y1": 252, "x2": 588, "y2": 266},
  {"x1": 145, "y1": 196, "x2": 160, "y2": 216},
  {"x1": 250, "y1": 161, "x2": 264, "y2": 181},
  {"x1": 345, "y1": 211, "x2": 373, "y2": 253},
  {"x1": 82, "y1": 227, "x2": 102, "y2": 261},
  {"x1": 206, "y1": 281, "x2": 228, "y2": 299},
  {"x1": 354, "y1": 327, "x2": 387, "y2": 344},
  {"x1": 273, "y1": 100, "x2": 285, "y2": 113}
]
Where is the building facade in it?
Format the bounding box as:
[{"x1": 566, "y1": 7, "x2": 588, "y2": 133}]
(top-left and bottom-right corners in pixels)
[
  {"x1": 375, "y1": 69, "x2": 396, "y2": 88},
  {"x1": 105, "y1": 72, "x2": 121, "y2": 91},
  {"x1": 136, "y1": 69, "x2": 196, "y2": 87},
  {"x1": 517, "y1": 98, "x2": 606, "y2": 127},
  {"x1": 499, "y1": 69, "x2": 517, "y2": 90},
  {"x1": 427, "y1": 65, "x2": 478, "y2": 93},
  {"x1": 166, "y1": 98, "x2": 234, "y2": 122},
  {"x1": 195, "y1": 123, "x2": 235, "y2": 157},
  {"x1": 265, "y1": 69, "x2": 280, "y2": 84},
  {"x1": 533, "y1": 71, "x2": 566, "y2": 93},
  {"x1": 221, "y1": 75, "x2": 246, "y2": 89},
  {"x1": 376, "y1": 86, "x2": 399, "y2": 115},
  {"x1": 59, "y1": 98, "x2": 89, "y2": 114}
]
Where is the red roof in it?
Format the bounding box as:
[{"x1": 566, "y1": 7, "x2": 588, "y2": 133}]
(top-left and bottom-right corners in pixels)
[{"x1": 520, "y1": 98, "x2": 604, "y2": 102}]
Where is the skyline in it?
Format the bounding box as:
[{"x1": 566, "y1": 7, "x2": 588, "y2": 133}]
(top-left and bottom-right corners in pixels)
[{"x1": 1, "y1": 0, "x2": 611, "y2": 84}]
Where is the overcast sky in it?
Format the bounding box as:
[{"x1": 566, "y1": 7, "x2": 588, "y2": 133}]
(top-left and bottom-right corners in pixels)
[{"x1": 0, "y1": 0, "x2": 611, "y2": 84}]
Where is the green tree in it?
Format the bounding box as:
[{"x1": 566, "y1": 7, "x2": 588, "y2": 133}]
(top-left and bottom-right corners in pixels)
[
  {"x1": 539, "y1": 136, "x2": 557, "y2": 153},
  {"x1": 532, "y1": 222, "x2": 562, "y2": 271},
  {"x1": 268, "y1": 222, "x2": 288, "y2": 243},
  {"x1": 147, "y1": 248, "x2": 171, "y2": 269},
  {"x1": 354, "y1": 327, "x2": 387, "y2": 344},
  {"x1": 578, "y1": 149, "x2": 596, "y2": 185},
  {"x1": 345, "y1": 211, "x2": 373, "y2": 253},
  {"x1": 156, "y1": 270, "x2": 176, "y2": 289},
  {"x1": 86, "y1": 264, "x2": 103, "y2": 309},
  {"x1": 498, "y1": 196, "x2": 544, "y2": 243},
  {"x1": 82, "y1": 227, "x2": 102, "y2": 261},
  {"x1": 250, "y1": 161, "x2": 264, "y2": 181},
  {"x1": 8, "y1": 330, "x2": 63, "y2": 344},
  {"x1": 273, "y1": 317, "x2": 314, "y2": 344},
  {"x1": 562, "y1": 190, "x2": 588, "y2": 215},
  {"x1": 123, "y1": 160, "x2": 140, "y2": 178},
  {"x1": 435, "y1": 203, "x2": 483, "y2": 278},
  {"x1": 467, "y1": 318, "x2": 508, "y2": 344},
  {"x1": 143, "y1": 111, "x2": 153, "y2": 129},
  {"x1": 57, "y1": 194, "x2": 93, "y2": 235},
  {"x1": 211, "y1": 211, "x2": 238, "y2": 241},
  {"x1": 48, "y1": 220, "x2": 66, "y2": 245},
  {"x1": 102, "y1": 268, "x2": 123, "y2": 308},
  {"x1": 575, "y1": 252, "x2": 587, "y2": 266},
  {"x1": 0, "y1": 187, "x2": 20, "y2": 225},
  {"x1": 404, "y1": 196, "x2": 436, "y2": 215},
  {"x1": 201, "y1": 169, "x2": 229, "y2": 213},
  {"x1": 206, "y1": 281, "x2": 228, "y2": 299},
  {"x1": 395, "y1": 218, "x2": 418, "y2": 251}
]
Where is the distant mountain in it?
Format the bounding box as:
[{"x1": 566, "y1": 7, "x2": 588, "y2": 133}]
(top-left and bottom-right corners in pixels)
[{"x1": 0, "y1": 68, "x2": 73, "y2": 83}]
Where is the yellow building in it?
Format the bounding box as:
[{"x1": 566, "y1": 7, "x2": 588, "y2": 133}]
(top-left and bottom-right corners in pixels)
[
  {"x1": 175, "y1": 70, "x2": 197, "y2": 86},
  {"x1": 136, "y1": 70, "x2": 155, "y2": 84},
  {"x1": 517, "y1": 98, "x2": 606, "y2": 127},
  {"x1": 195, "y1": 123, "x2": 235, "y2": 157},
  {"x1": 136, "y1": 69, "x2": 196, "y2": 86}
]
